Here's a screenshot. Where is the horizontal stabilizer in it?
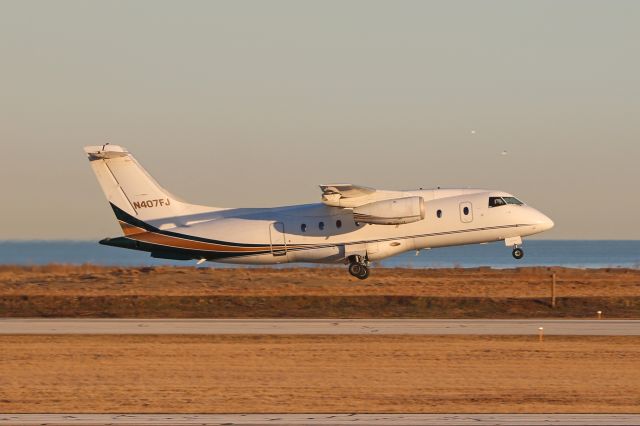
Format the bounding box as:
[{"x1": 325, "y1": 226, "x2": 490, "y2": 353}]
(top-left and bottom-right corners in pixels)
[{"x1": 84, "y1": 144, "x2": 129, "y2": 160}]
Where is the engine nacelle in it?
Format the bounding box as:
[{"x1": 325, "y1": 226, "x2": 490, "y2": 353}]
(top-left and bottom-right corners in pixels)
[{"x1": 352, "y1": 196, "x2": 425, "y2": 225}]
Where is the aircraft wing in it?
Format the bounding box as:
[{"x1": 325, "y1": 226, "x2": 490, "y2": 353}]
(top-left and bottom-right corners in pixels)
[{"x1": 319, "y1": 184, "x2": 376, "y2": 207}]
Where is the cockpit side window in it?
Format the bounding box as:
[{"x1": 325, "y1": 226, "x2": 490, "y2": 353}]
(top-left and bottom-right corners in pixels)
[
  {"x1": 489, "y1": 197, "x2": 506, "y2": 208},
  {"x1": 503, "y1": 197, "x2": 524, "y2": 205}
]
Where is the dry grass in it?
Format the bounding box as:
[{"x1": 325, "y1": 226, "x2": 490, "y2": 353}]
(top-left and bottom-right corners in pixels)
[
  {"x1": 1, "y1": 335, "x2": 639, "y2": 413},
  {"x1": 1, "y1": 265, "x2": 639, "y2": 297},
  {"x1": 2, "y1": 265, "x2": 639, "y2": 318}
]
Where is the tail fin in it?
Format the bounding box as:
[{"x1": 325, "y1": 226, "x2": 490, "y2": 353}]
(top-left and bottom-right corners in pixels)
[{"x1": 84, "y1": 145, "x2": 219, "y2": 232}]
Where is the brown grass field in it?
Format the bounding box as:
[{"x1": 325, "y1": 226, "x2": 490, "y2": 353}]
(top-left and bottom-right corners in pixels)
[
  {"x1": 2, "y1": 265, "x2": 639, "y2": 297},
  {"x1": 1, "y1": 265, "x2": 639, "y2": 317},
  {"x1": 2, "y1": 267, "x2": 639, "y2": 413},
  {"x1": 1, "y1": 335, "x2": 639, "y2": 413}
]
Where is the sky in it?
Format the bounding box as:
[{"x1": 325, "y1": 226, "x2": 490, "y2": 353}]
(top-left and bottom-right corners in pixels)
[{"x1": 1, "y1": 0, "x2": 639, "y2": 240}]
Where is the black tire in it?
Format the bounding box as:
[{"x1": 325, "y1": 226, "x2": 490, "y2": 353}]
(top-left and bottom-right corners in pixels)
[
  {"x1": 349, "y1": 263, "x2": 363, "y2": 277},
  {"x1": 356, "y1": 265, "x2": 370, "y2": 280},
  {"x1": 512, "y1": 248, "x2": 524, "y2": 260}
]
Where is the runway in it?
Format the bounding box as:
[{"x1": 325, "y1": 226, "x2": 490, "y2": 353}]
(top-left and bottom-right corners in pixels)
[
  {"x1": 1, "y1": 318, "x2": 639, "y2": 335},
  {"x1": 1, "y1": 414, "x2": 640, "y2": 425}
]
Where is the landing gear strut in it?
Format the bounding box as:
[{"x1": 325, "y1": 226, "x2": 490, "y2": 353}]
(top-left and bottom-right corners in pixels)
[
  {"x1": 512, "y1": 246, "x2": 524, "y2": 260},
  {"x1": 348, "y1": 256, "x2": 370, "y2": 280}
]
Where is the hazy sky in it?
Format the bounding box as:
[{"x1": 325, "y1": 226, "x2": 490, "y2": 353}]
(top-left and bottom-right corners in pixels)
[{"x1": 1, "y1": 0, "x2": 639, "y2": 240}]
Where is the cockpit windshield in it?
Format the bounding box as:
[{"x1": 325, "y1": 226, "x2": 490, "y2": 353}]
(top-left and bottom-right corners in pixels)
[
  {"x1": 488, "y1": 197, "x2": 506, "y2": 207},
  {"x1": 489, "y1": 196, "x2": 524, "y2": 207},
  {"x1": 503, "y1": 197, "x2": 524, "y2": 205}
]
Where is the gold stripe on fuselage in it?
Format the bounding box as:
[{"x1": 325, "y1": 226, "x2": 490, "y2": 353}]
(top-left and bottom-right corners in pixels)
[
  {"x1": 119, "y1": 221, "x2": 147, "y2": 236},
  {"x1": 128, "y1": 231, "x2": 272, "y2": 253}
]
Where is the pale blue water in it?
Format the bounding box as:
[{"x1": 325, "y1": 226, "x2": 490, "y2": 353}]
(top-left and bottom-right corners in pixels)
[{"x1": 0, "y1": 241, "x2": 638, "y2": 269}]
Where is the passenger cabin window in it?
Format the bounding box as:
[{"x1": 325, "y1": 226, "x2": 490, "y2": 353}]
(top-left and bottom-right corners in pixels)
[
  {"x1": 463, "y1": 207, "x2": 470, "y2": 216},
  {"x1": 318, "y1": 221, "x2": 325, "y2": 231},
  {"x1": 436, "y1": 209, "x2": 442, "y2": 218},
  {"x1": 336, "y1": 220, "x2": 342, "y2": 228},
  {"x1": 301, "y1": 224, "x2": 307, "y2": 232}
]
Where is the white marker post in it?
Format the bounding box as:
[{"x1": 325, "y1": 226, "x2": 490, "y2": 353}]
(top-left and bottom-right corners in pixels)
[
  {"x1": 597, "y1": 310, "x2": 603, "y2": 320},
  {"x1": 538, "y1": 327, "x2": 544, "y2": 342}
]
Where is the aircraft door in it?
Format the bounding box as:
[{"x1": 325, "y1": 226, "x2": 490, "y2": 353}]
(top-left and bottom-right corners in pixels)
[
  {"x1": 459, "y1": 202, "x2": 473, "y2": 223},
  {"x1": 269, "y1": 222, "x2": 287, "y2": 257}
]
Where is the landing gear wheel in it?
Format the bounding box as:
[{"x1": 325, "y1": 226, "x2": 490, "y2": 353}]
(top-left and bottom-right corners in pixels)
[
  {"x1": 356, "y1": 265, "x2": 370, "y2": 280},
  {"x1": 512, "y1": 247, "x2": 524, "y2": 260},
  {"x1": 348, "y1": 262, "x2": 370, "y2": 280},
  {"x1": 349, "y1": 263, "x2": 363, "y2": 277}
]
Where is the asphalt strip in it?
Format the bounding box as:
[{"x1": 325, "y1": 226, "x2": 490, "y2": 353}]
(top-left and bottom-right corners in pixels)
[
  {"x1": 1, "y1": 414, "x2": 640, "y2": 425},
  {"x1": 1, "y1": 318, "x2": 640, "y2": 335}
]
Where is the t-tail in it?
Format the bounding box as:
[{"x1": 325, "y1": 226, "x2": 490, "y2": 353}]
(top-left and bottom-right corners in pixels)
[{"x1": 84, "y1": 145, "x2": 221, "y2": 237}]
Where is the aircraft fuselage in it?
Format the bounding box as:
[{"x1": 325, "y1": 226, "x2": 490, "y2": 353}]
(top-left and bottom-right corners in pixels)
[{"x1": 103, "y1": 188, "x2": 553, "y2": 266}]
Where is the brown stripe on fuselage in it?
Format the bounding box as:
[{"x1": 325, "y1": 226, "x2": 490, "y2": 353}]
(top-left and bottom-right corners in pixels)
[
  {"x1": 119, "y1": 221, "x2": 146, "y2": 236},
  {"x1": 129, "y1": 231, "x2": 273, "y2": 253}
]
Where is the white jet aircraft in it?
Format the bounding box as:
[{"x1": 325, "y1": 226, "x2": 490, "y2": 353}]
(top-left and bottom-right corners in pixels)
[{"x1": 85, "y1": 145, "x2": 554, "y2": 279}]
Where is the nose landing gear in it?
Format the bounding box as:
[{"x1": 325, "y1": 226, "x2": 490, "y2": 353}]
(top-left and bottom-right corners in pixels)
[
  {"x1": 348, "y1": 256, "x2": 370, "y2": 279},
  {"x1": 512, "y1": 247, "x2": 524, "y2": 260},
  {"x1": 505, "y1": 237, "x2": 524, "y2": 260}
]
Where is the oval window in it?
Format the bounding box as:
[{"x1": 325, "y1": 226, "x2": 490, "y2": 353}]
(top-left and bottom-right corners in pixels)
[
  {"x1": 301, "y1": 224, "x2": 307, "y2": 232},
  {"x1": 336, "y1": 219, "x2": 342, "y2": 229},
  {"x1": 463, "y1": 207, "x2": 469, "y2": 215},
  {"x1": 319, "y1": 221, "x2": 325, "y2": 230},
  {"x1": 436, "y1": 210, "x2": 442, "y2": 218}
]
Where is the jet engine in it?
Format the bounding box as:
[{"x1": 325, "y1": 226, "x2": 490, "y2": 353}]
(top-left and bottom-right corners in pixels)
[{"x1": 352, "y1": 196, "x2": 425, "y2": 225}]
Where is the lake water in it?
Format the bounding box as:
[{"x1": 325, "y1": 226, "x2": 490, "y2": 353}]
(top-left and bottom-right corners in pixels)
[{"x1": 0, "y1": 240, "x2": 638, "y2": 269}]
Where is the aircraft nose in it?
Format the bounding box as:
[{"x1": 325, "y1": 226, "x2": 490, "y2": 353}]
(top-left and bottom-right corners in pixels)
[{"x1": 534, "y1": 211, "x2": 554, "y2": 231}]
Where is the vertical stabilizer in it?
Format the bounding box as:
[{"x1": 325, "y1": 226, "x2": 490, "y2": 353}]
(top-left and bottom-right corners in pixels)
[{"x1": 84, "y1": 145, "x2": 220, "y2": 231}]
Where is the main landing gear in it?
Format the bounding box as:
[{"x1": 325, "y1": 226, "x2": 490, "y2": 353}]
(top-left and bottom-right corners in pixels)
[{"x1": 348, "y1": 256, "x2": 370, "y2": 280}]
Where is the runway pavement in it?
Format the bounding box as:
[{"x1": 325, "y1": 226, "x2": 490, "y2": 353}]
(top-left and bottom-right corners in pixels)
[
  {"x1": 1, "y1": 318, "x2": 639, "y2": 335},
  {"x1": 1, "y1": 414, "x2": 640, "y2": 425}
]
